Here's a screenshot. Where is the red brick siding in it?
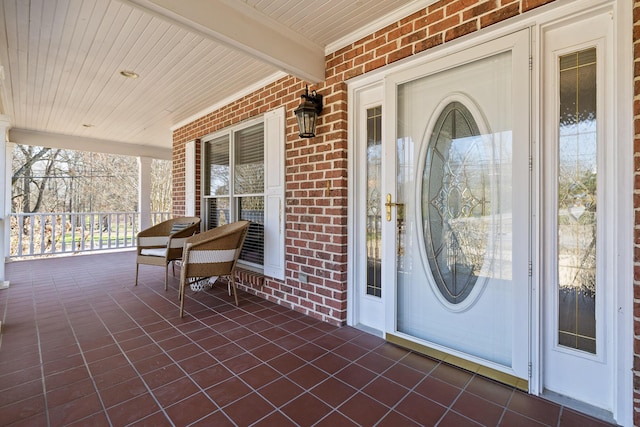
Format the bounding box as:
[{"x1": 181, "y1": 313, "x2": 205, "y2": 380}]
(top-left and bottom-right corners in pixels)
[
  {"x1": 326, "y1": 0, "x2": 554, "y2": 83},
  {"x1": 173, "y1": 76, "x2": 349, "y2": 325},
  {"x1": 173, "y1": 1, "x2": 559, "y2": 326}
]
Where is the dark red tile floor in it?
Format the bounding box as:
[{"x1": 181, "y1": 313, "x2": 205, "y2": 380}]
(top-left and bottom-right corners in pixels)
[{"x1": 0, "y1": 251, "x2": 618, "y2": 426}]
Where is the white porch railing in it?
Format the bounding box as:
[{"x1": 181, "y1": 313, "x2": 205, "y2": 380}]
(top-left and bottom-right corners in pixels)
[{"x1": 9, "y1": 211, "x2": 171, "y2": 258}]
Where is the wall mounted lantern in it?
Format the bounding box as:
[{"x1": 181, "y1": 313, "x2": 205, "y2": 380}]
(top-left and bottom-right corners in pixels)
[{"x1": 294, "y1": 85, "x2": 323, "y2": 138}]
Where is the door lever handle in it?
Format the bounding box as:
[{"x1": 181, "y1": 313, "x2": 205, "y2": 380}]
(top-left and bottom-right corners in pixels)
[{"x1": 384, "y1": 193, "x2": 404, "y2": 221}]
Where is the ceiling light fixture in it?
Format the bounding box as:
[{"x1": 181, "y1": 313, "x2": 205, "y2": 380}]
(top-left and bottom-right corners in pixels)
[
  {"x1": 294, "y1": 85, "x2": 323, "y2": 138},
  {"x1": 119, "y1": 70, "x2": 139, "y2": 79}
]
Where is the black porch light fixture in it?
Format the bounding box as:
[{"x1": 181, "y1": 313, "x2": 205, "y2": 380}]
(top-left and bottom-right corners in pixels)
[{"x1": 294, "y1": 85, "x2": 323, "y2": 138}]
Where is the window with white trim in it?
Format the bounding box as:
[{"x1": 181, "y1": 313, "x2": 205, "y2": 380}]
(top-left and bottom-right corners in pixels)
[{"x1": 202, "y1": 107, "x2": 285, "y2": 279}]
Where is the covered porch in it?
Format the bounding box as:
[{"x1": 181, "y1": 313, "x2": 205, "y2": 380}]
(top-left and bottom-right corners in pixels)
[
  {"x1": 0, "y1": 251, "x2": 615, "y2": 426},
  {"x1": 0, "y1": 0, "x2": 636, "y2": 424}
]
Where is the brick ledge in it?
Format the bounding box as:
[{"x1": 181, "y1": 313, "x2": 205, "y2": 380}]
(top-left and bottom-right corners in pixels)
[{"x1": 235, "y1": 268, "x2": 265, "y2": 287}]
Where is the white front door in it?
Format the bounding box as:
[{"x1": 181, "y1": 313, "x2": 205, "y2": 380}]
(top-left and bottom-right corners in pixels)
[
  {"x1": 541, "y1": 11, "x2": 615, "y2": 413},
  {"x1": 382, "y1": 30, "x2": 531, "y2": 381}
]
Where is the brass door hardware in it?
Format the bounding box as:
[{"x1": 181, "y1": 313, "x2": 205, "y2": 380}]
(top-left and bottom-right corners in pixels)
[{"x1": 385, "y1": 193, "x2": 404, "y2": 221}]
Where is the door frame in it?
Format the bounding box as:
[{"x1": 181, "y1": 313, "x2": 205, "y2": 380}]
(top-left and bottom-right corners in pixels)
[
  {"x1": 346, "y1": 0, "x2": 632, "y2": 424},
  {"x1": 346, "y1": 81, "x2": 385, "y2": 335},
  {"x1": 530, "y1": 2, "x2": 632, "y2": 424},
  {"x1": 540, "y1": 10, "x2": 614, "y2": 413}
]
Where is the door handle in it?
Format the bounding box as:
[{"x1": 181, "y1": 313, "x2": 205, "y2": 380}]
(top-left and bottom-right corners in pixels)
[{"x1": 384, "y1": 193, "x2": 404, "y2": 221}]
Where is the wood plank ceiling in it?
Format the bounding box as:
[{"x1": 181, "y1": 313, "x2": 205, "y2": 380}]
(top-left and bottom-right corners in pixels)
[{"x1": 0, "y1": 0, "x2": 420, "y2": 157}]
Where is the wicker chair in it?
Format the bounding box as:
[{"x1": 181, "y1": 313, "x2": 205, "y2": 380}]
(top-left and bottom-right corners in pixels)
[
  {"x1": 135, "y1": 217, "x2": 201, "y2": 290},
  {"x1": 179, "y1": 220, "x2": 250, "y2": 317}
]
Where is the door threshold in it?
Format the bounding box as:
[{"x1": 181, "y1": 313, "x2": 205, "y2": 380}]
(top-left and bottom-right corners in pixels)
[
  {"x1": 541, "y1": 389, "x2": 616, "y2": 425},
  {"x1": 386, "y1": 333, "x2": 528, "y2": 391},
  {"x1": 353, "y1": 323, "x2": 384, "y2": 338}
]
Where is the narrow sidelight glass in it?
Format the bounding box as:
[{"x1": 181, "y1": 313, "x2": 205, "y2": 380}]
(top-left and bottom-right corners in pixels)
[
  {"x1": 557, "y1": 48, "x2": 597, "y2": 354},
  {"x1": 366, "y1": 106, "x2": 382, "y2": 297}
]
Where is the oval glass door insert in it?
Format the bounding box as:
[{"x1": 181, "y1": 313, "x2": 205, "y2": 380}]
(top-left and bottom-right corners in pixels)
[{"x1": 421, "y1": 100, "x2": 491, "y2": 306}]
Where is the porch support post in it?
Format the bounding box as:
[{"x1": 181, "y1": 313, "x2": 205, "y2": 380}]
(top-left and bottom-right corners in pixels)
[
  {"x1": 138, "y1": 156, "x2": 152, "y2": 231},
  {"x1": 0, "y1": 115, "x2": 11, "y2": 288},
  {"x1": 4, "y1": 142, "x2": 13, "y2": 262}
]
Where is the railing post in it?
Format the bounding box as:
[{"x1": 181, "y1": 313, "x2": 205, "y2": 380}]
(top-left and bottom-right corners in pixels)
[
  {"x1": 61, "y1": 214, "x2": 67, "y2": 253},
  {"x1": 17, "y1": 215, "x2": 23, "y2": 256}
]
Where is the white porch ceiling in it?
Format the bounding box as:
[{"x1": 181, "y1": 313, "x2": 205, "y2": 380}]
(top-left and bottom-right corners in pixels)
[{"x1": 0, "y1": 0, "x2": 422, "y2": 159}]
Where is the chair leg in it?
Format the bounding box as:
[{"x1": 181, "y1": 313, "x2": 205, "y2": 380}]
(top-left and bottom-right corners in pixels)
[
  {"x1": 179, "y1": 280, "x2": 186, "y2": 317},
  {"x1": 164, "y1": 265, "x2": 168, "y2": 291},
  {"x1": 135, "y1": 264, "x2": 139, "y2": 286},
  {"x1": 230, "y1": 273, "x2": 239, "y2": 307}
]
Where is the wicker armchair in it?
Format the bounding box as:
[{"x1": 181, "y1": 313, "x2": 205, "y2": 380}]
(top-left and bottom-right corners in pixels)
[
  {"x1": 179, "y1": 220, "x2": 250, "y2": 317},
  {"x1": 135, "y1": 217, "x2": 201, "y2": 290}
]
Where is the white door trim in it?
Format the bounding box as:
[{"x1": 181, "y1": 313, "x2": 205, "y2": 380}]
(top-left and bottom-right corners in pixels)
[
  {"x1": 346, "y1": 82, "x2": 385, "y2": 335},
  {"x1": 531, "y1": 3, "x2": 632, "y2": 424}
]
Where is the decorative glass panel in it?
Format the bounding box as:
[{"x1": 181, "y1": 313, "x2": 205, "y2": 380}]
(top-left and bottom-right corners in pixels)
[
  {"x1": 366, "y1": 106, "x2": 382, "y2": 297},
  {"x1": 557, "y1": 48, "x2": 597, "y2": 354},
  {"x1": 422, "y1": 102, "x2": 487, "y2": 304}
]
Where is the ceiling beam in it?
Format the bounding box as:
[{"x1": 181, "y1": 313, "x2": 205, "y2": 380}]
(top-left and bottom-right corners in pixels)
[
  {"x1": 124, "y1": 0, "x2": 326, "y2": 83},
  {"x1": 10, "y1": 129, "x2": 172, "y2": 160}
]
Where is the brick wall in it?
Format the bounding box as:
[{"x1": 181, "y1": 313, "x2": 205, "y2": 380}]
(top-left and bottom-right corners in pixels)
[
  {"x1": 173, "y1": 0, "x2": 556, "y2": 326},
  {"x1": 171, "y1": 142, "x2": 187, "y2": 216},
  {"x1": 173, "y1": 76, "x2": 352, "y2": 325}
]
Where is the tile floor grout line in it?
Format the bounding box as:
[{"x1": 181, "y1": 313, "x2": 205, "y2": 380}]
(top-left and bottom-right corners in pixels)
[
  {"x1": 33, "y1": 276, "x2": 52, "y2": 427},
  {"x1": 384, "y1": 360, "x2": 449, "y2": 426},
  {"x1": 129, "y1": 277, "x2": 292, "y2": 424},
  {"x1": 90, "y1": 288, "x2": 182, "y2": 426},
  {"x1": 203, "y1": 316, "x2": 386, "y2": 425},
  {"x1": 557, "y1": 406, "x2": 564, "y2": 427},
  {"x1": 432, "y1": 370, "x2": 469, "y2": 426},
  {"x1": 245, "y1": 408, "x2": 293, "y2": 427},
  {"x1": 305, "y1": 342, "x2": 419, "y2": 426},
  {"x1": 119, "y1": 284, "x2": 252, "y2": 418},
  {"x1": 493, "y1": 383, "x2": 514, "y2": 427},
  {"x1": 57, "y1": 276, "x2": 114, "y2": 427}
]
